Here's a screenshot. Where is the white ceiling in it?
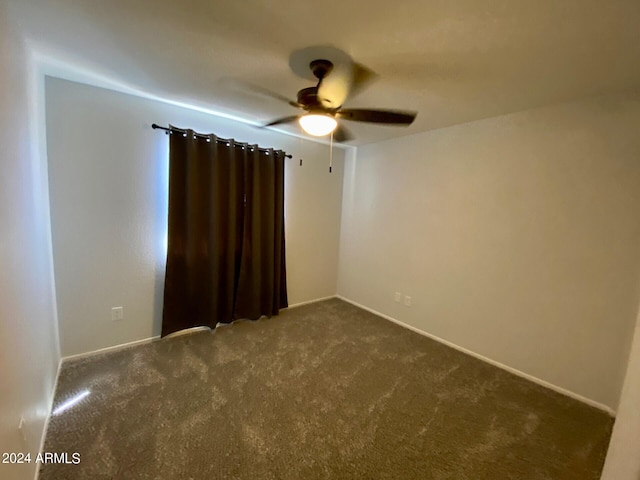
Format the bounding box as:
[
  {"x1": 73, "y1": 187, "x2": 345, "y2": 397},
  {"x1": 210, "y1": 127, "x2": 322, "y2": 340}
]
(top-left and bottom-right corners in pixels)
[{"x1": 9, "y1": 0, "x2": 640, "y2": 145}]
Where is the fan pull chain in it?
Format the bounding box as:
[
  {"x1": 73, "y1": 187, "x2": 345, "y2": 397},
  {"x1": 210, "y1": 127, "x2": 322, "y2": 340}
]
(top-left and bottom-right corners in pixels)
[
  {"x1": 299, "y1": 124, "x2": 304, "y2": 166},
  {"x1": 329, "y1": 131, "x2": 333, "y2": 173}
]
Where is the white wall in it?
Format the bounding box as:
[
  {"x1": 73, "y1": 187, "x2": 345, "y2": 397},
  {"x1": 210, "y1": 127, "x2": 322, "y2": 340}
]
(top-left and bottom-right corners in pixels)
[
  {"x1": 0, "y1": 5, "x2": 60, "y2": 480},
  {"x1": 45, "y1": 77, "x2": 345, "y2": 357},
  {"x1": 338, "y1": 90, "x2": 640, "y2": 410},
  {"x1": 602, "y1": 305, "x2": 640, "y2": 479}
]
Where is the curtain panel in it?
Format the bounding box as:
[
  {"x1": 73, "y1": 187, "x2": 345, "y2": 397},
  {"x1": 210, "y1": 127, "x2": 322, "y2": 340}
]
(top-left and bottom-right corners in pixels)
[{"x1": 161, "y1": 130, "x2": 287, "y2": 337}]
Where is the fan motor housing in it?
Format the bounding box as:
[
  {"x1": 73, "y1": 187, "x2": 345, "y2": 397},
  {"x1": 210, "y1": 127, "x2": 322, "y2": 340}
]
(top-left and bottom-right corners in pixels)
[{"x1": 296, "y1": 87, "x2": 323, "y2": 109}]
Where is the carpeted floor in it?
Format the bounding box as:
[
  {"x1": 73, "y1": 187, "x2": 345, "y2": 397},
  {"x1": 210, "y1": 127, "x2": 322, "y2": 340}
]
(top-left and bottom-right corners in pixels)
[{"x1": 40, "y1": 298, "x2": 613, "y2": 479}]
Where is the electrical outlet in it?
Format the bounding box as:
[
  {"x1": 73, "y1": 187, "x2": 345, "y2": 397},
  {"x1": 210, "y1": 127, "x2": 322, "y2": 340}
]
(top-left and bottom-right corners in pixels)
[
  {"x1": 111, "y1": 306, "x2": 124, "y2": 321},
  {"x1": 394, "y1": 292, "x2": 402, "y2": 303},
  {"x1": 404, "y1": 296, "x2": 412, "y2": 307}
]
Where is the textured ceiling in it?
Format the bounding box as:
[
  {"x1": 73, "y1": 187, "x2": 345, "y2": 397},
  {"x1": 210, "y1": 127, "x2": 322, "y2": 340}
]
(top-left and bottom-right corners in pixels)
[{"x1": 9, "y1": 0, "x2": 640, "y2": 145}]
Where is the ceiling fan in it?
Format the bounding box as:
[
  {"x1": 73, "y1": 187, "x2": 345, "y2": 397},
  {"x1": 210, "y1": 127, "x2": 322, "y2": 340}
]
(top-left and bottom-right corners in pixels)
[{"x1": 263, "y1": 57, "x2": 417, "y2": 142}]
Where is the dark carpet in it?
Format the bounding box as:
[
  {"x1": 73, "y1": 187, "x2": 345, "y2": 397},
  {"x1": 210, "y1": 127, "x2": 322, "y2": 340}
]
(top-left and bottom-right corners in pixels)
[{"x1": 39, "y1": 298, "x2": 613, "y2": 479}]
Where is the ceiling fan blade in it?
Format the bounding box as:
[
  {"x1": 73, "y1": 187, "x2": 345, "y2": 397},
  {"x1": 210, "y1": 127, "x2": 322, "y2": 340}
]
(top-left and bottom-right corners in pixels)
[
  {"x1": 220, "y1": 77, "x2": 301, "y2": 109},
  {"x1": 318, "y1": 61, "x2": 378, "y2": 109},
  {"x1": 332, "y1": 124, "x2": 354, "y2": 143},
  {"x1": 349, "y1": 62, "x2": 378, "y2": 98},
  {"x1": 337, "y1": 109, "x2": 417, "y2": 125},
  {"x1": 263, "y1": 115, "x2": 301, "y2": 127},
  {"x1": 317, "y1": 64, "x2": 352, "y2": 109}
]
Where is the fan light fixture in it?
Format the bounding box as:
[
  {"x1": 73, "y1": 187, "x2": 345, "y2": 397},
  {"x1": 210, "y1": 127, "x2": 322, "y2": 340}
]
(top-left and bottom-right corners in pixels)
[{"x1": 299, "y1": 114, "x2": 337, "y2": 136}]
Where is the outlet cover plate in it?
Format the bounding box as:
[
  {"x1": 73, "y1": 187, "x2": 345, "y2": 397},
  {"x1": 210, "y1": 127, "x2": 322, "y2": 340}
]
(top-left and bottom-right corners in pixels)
[{"x1": 111, "y1": 306, "x2": 124, "y2": 321}]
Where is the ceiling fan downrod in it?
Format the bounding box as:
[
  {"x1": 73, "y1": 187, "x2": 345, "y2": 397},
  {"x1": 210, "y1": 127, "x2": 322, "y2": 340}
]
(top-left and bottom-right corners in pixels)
[{"x1": 309, "y1": 59, "x2": 333, "y2": 81}]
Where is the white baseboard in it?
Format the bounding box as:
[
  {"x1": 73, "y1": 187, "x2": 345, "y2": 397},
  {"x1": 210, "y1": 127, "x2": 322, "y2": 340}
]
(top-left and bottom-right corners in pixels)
[
  {"x1": 34, "y1": 357, "x2": 62, "y2": 480},
  {"x1": 55, "y1": 295, "x2": 614, "y2": 416},
  {"x1": 163, "y1": 326, "x2": 213, "y2": 339},
  {"x1": 62, "y1": 335, "x2": 161, "y2": 363},
  {"x1": 336, "y1": 295, "x2": 616, "y2": 417},
  {"x1": 287, "y1": 295, "x2": 337, "y2": 309}
]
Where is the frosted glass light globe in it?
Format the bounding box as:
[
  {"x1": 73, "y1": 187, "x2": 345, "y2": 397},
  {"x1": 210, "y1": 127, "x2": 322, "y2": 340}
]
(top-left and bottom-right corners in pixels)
[{"x1": 299, "y1": 114, "x2": 338, "y2": 136}]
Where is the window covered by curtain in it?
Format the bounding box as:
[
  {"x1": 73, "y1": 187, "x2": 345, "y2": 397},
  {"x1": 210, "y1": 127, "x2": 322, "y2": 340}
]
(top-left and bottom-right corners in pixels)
[{"x1": 161, "y1": 129, "x2": 287, "y2": 337}]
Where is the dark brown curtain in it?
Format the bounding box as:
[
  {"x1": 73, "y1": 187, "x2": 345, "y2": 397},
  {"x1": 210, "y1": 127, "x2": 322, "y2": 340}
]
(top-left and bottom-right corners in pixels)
[{"x1": 161, "y1": 130, "x2": 287, "y2": 337}]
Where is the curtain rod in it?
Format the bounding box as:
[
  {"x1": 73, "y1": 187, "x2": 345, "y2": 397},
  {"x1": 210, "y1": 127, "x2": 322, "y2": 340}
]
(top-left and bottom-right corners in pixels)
[{"x1": 152, "y1": 124, "x2": 292, "y2": 159}]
